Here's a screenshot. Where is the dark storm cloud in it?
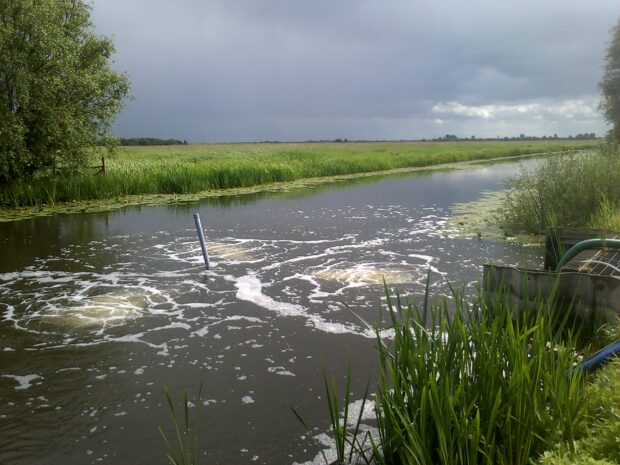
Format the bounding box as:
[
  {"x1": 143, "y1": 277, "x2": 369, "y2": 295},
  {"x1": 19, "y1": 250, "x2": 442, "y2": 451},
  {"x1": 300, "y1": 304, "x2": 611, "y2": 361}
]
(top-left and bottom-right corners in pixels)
[{"x1": 91, "y1": 0, "x2": 620, "y2": 141}]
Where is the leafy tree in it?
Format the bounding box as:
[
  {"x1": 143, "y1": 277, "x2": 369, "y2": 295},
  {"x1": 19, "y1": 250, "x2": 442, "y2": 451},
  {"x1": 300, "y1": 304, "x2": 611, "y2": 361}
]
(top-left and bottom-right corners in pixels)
[
  {"x1": 600, "y1": 18, "x2": 620, "y2": 142},
  {"x1": 0, "y1": 0, "x2": 130, "y2": 184}
]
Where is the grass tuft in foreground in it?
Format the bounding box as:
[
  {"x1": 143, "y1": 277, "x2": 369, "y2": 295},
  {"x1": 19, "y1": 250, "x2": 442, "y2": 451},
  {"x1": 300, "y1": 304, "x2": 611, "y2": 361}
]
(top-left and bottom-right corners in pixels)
[{"x1": 160, "y1": 384, "x2": 203, "y2": 465}]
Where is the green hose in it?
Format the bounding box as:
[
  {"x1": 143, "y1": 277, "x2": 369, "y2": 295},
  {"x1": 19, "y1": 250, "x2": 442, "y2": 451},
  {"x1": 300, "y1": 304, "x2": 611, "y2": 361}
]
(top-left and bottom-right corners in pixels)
[{"x1": 554, "y1": 238, "x2": 620, "y2": 272}]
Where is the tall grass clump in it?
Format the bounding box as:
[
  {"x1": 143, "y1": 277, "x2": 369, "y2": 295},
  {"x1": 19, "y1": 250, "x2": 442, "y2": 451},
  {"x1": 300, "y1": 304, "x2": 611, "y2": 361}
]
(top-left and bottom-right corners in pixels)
[
  {"x1": 502, "y1": 140, "x2": 620, "y2": 233},
  {"x1": 160, "y1": 384, "x2": 203, "y2": 465},
  {"x1": 292, "y1": 367, "x2": 373, "y2": 465},
  {"x1": 366, "y1": 284, "x2": 586, "y2": 465},
  {"x1": 589, "y1": 197, "x2": 620, "y2": 232}
]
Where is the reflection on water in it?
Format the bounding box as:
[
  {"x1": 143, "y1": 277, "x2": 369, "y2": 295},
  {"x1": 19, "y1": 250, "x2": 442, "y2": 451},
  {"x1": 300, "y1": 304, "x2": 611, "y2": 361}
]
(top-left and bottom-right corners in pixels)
[{"x1": 0, "y1": 159, "x2": 543, "y2": 465}]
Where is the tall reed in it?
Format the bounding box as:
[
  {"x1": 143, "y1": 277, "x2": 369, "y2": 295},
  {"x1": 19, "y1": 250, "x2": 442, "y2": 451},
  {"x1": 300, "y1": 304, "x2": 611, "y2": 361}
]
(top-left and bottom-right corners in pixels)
[
  {"x1": 365, "y1": 284, "x2": 586, "y2": 465},
  {"x1": 291, "y1": 366, "x2": 372, "y2": 465},
  {"x1": 160, "y1": 384, "x2": 203, "y2": 465}
]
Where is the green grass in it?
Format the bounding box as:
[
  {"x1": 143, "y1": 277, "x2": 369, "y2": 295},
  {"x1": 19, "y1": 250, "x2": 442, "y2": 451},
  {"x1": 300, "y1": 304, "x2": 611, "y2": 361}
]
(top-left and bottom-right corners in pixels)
[
  {"x1": 589, "y1": 198, "x2": 620, "y2": 231},
  {"x1": 160, "y1": 384, "x2": 203, "y2": 465},
  {"x1": 501, "y1": 140, "x2": 620, "y2": 233},
  {"x1": 363, "y1": 284, "x2": 586, "y2": 465},
  {"x1": 0, "y1": 140, "x2": 592, "y2": 208}
]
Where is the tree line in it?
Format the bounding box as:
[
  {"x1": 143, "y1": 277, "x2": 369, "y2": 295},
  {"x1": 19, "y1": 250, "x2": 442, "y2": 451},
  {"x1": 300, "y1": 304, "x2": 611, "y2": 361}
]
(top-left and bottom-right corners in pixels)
[
  {"x1": 120, "y1": 138, "x2": 188, "y2": 146},
  {"x1": 433, "y1": 133, "x2": 598, "y2": 142}
]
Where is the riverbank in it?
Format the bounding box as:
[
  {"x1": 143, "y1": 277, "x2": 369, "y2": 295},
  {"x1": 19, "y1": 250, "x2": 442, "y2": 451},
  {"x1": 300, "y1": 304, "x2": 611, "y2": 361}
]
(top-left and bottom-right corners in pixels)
[{"x1": 0, "y1": 140, "x2": 592, "y2": 222}]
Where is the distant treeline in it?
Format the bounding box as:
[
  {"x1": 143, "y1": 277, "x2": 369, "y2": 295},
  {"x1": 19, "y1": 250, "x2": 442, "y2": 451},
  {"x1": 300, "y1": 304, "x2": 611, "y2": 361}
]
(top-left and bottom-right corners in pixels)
[
  {"x1": 256, "y1": 133, "x2": 599, "y2": 144},
  {"x1": 119, "y1": 134, "x2": 598, "y2": 146},
  {"x1": 433, "y1": 133, "x2": 598, "y2": 142},
  {"x1": 120, "y1": 138, "x2": 188, "y2": 146}
]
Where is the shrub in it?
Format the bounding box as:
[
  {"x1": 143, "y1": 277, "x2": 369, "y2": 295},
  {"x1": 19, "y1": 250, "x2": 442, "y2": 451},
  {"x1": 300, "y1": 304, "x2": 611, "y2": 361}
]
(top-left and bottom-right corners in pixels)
[{"x1": 501, "y1": 143, "x2": 620, "y2": 233}]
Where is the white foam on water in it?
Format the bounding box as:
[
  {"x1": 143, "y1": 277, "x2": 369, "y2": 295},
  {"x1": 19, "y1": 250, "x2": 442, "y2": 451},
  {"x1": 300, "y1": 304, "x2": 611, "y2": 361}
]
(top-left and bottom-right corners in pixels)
[
  {"x1": 236, "y1": 275, "x2": 306, "y2": 317},
  {"x1": 0, "y1": 272, "x2": 19, "y2": 282},
  {"x1": 268, "y1": 366, "x2": 296, "y2": 377},
  {"x1": 158, "y1": 237, "x2": 265, "y2": 265},
  {"x1": 2, "y1": 374, "x2": 42, "y2": 391},
  {"x1": 43, "y1": 333, "x2": 171, "y2": 356},
  {"x1": 149, "y1": 321, "x2": 192, "y2": 332},
  {"x1": 194, "y1": 326, "x2": 210, "y2": 337},
  {"x1": 345, "y1": 398, "x2": 376, "y2": 425},
  {"x1": 224, "y1": 315, "x2": 265, "y2": 324},
  {"x1": 283, "y1": 273, "x2": 331, "y2": 302},
  {"x1": 312, "y1": 264, "x2": 414, "y2": 285},
  {"x1": 408, "y1": 253, "x2": 436, "y2": 262},
  {"x1": 235, "y1": 274, "x2": 375, "y2": 338},
  {"x1": 1, "y1": 216, "x2": 450, "y2": 360},
  {"x1": 0, "y1": 263, "x2": 217, "y2": 352},
  {"x1": 193, "y1": 315, "x2": 266, "y2": 338},
  {"x1": 37, "y1": 292, "x2": 147, "y2": 329},
  {"x1": 261, "y1": 237, "x2": 387, "y2": 272}
]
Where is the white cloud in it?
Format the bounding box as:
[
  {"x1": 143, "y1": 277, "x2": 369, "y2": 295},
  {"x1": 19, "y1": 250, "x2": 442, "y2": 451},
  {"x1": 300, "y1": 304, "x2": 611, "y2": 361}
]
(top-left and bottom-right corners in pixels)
[{"x1": 431, "y1": 99, "x2": 598, "y2": 121}]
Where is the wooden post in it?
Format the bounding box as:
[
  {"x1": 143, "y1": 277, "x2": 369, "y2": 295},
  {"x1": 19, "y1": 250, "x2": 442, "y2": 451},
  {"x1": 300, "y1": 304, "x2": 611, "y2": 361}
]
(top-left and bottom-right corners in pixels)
[{"x1": 101, "y1": 156, "x2": 106, "y2": 175}]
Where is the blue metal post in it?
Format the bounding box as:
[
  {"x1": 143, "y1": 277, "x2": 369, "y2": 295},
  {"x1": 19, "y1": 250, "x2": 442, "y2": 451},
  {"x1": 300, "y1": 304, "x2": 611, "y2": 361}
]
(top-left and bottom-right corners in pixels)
[{"x1": 193, "y1": 213, "x2": 210, "y2": 269}]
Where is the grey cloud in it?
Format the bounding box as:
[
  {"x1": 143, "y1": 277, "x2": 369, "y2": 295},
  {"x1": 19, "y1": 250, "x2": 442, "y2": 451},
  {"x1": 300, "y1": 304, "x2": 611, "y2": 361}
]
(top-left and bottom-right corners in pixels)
[{"x1": 92, "y1": 0, "x2": 620, "y2": 141}]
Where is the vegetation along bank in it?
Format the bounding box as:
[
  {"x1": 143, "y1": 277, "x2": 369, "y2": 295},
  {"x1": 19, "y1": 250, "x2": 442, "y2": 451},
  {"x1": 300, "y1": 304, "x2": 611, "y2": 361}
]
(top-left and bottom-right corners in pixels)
[
  {"x1": 501, "y1": 139, "x2": 620, "y2": 234},
  {"x1": 0, "y1": 140, "x2": 593, "y2": 218}
]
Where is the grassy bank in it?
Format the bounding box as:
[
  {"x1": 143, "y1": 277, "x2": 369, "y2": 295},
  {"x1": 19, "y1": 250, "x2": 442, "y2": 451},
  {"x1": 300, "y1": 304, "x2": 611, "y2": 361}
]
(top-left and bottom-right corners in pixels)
[
  {"x1": 501, "y1": 140, "x2": 620, "y2": 233},
  {"x1": 0, "y1": 140, "x2": 592, "y2": 209}
]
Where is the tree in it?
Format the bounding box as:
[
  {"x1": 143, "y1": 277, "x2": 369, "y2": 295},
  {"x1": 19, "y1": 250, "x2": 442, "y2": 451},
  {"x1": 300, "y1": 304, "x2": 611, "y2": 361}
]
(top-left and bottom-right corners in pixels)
[
  {"x1": 600, "y1": 18, "x2": 620, "y2": 142},
  {"x1": 0, "y1": 0, "x2": 130, "y2": 184}
]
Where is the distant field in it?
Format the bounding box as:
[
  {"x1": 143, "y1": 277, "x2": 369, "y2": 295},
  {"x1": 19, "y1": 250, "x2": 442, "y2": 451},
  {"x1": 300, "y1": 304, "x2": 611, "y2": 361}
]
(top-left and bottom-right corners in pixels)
[{"x1": 1, "y1": 140, "x2": 595, "y2": 208}]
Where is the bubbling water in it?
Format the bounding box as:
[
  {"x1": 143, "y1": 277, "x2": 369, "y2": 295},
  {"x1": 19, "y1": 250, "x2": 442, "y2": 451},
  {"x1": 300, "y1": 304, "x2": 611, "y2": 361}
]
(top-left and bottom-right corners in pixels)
[{"x1": 0, "y1": 216, "x2": 454, "y2": 349}]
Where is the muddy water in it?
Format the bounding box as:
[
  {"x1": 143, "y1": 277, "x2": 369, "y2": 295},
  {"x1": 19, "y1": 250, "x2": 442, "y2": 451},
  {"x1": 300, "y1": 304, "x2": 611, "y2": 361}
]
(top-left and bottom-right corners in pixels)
[{"x1": 0, "y1": 159, "x2": 542, "y2": 464}]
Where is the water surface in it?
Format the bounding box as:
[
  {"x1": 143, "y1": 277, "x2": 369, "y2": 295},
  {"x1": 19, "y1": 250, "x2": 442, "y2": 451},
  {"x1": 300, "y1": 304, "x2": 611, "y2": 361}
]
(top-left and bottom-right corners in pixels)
[{"x1": 0, "y1": 159, "x2": 542, "y2": 464}]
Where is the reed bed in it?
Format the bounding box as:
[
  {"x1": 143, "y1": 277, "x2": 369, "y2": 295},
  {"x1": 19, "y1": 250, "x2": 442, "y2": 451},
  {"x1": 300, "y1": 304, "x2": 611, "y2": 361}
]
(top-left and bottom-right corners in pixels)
[
  {"x1": 0, "y1": 140, "x2": 592, "y2": 207},
  {"x1": 302, "y1": 283, "x2": 589, "y2": 465}
]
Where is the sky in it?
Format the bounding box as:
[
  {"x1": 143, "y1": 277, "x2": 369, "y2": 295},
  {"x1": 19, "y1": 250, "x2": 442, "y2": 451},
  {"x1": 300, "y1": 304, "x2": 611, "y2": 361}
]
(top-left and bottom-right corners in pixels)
[{"x1": 91, "y1": 0, "x2": 620, "y2": 143}]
